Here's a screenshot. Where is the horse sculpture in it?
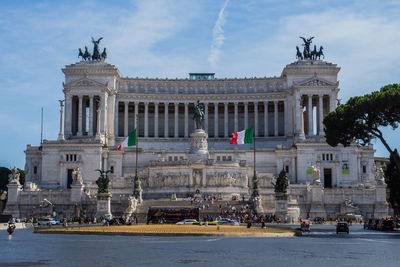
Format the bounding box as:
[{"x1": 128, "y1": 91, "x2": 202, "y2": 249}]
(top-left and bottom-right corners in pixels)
[
  {"x1": 310, "y1": 45, "x2": 317, "y2": 60},
  {"x1": 192, "y1": 100, "x2": 205, "y2": 130},
  {"x1": 101, "y1": 48, "x2": 107, "y2": 61},
  {"x1": 83, "y1": 46, "x2": 91, "y2": 60},
  {"x1": 316, "y1": 46, "x2": 324, "y2": 60},
  {"x1": 78, "y1": 48, "x2": 84, "y2": 60},
  {"x1": 296, "y1": 46, "x2": 303, "y2": 60}
]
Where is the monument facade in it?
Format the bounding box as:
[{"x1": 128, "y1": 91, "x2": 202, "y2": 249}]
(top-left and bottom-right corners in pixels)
[{"x1": 6, "y1": 37, "x2": 389, "y2": 220}]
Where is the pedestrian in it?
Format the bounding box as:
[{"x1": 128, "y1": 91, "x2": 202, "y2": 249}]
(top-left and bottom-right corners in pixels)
[{"x1": 7, "y1": 220, "x2": 16, "y2": 240}]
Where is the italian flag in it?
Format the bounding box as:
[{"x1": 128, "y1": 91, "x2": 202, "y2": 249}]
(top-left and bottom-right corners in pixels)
[
  {"x1": 229, "y1": 127, "x2": 254, "y2": 145},
  {"x1": 116, "y1": 129, "x2": 136, "y2": 151}
]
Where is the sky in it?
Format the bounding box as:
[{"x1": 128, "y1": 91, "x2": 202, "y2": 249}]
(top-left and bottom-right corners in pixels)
[{"x1": 0, "y1": 0, "x2": 399, "y2": 168}]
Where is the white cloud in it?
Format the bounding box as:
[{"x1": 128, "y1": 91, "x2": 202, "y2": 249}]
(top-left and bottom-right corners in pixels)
[{"x1": 208, "y1": 0, "x2": 230, "y2": 68}]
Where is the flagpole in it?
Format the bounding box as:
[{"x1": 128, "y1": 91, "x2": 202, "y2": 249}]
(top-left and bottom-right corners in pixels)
[
  {"x1": 252, "y1": 126, "x2": 259, "y2": 199},
  {"x1": 134, "y1": 114, "x2": 139, "y2": 196}
]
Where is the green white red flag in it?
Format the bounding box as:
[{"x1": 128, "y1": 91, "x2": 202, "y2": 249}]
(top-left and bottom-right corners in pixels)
[
  {"x1": 116, "y1": 129, "x2": 136, "y2": 151},
  {"x1": 229, "y1": 127, "x2": 254, "y2": 145}
]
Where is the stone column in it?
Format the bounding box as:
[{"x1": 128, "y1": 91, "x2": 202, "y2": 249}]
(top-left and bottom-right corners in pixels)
[
  {"x1": 124, "y1": 101, "x2": 129, "y2": 137},
  {"x1": 65, "y1": 95, "x2": 72, "y2": 137},
  {"x1": 329, "y1": 93, "x2": 336, "y2": 112},
  {"x1": 254, "y1": 102, "x2": 258, "y2": 137},
  {"x1": 244, "y1": 102, "x2": 248, "y2": 129},
  {"x1": 224, "y1": 103, "x2": 228, "y2": 137},
  {"x1": 307, "y1": 95, "x2": 313, "y2": 136},
  {"x1": 96, "y1": 105, "x2": 101, "y2": 138},
  {"x1": 184, "y1": 102, "x2": 189, "y2": 137},
  {"x1": 174, "y1": 102, "x2": 179, "y2": 138},
  {"x1": 204, "y1": 103, "x2": 209, "y2": 133},
  {"x1": 318, "y1": 95, "x2": 324, "y2": 135},
  {"x1": 274, "y1": 101, "x2": 278, "y2": 136},
  {"x1": 134, "y1": 102, "x2": 139, "y2": 129},
  {"x1": 296, "y1": 94, "x2": 305, "y2": 139},
  {"x1": 214, "y1": 102, "x2": 219, "y2": 137},
  {"x1": 58, "y1": 100, "x2": 65, "y2": 140},
  {"x1": 283, "y1": 100, "x2": 288, "y2": 136},
  {"x1": 164, "y1": 102, "x2": 169, "y2": 138},
  {"x1": 234, "y1": 102, "x2": 238, "y2": 132},
  {"x1": 264, "y1": 101, "x2": 268, "y2": 137},
  {"x1": 144, "y1": 102, "x2": 149, "y2": 137},
  {"x1": 77, "y1": 95, "x2": 83, "y2": 136},
  {"x1": 154, "y1": 102, "x2": 159, "y2": 137},
  {"x1": 89, "y1": 96, "x2": 94, "y2": 136}
]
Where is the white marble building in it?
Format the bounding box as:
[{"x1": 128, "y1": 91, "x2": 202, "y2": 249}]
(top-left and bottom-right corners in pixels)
[{"x1": 6, "y1": 54, "x2": 388, "y2": 220}]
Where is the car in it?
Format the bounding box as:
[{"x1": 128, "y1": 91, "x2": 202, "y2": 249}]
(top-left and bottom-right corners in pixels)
[
  {"x1": 37, "y1": 218, "x2": 57, "y2": 226},
  {"x1": 214, "y1": 219, "x2": 240, "y2": 226},
  {"x1": 381, "y1": 219, "x2": 395, "y2": 231},
  {"x1": 176, "y1": 219, "x2": 198, "y2": 225},
  {"x1": 336, "y1": 222, "x2": 349, "y2": 234}
]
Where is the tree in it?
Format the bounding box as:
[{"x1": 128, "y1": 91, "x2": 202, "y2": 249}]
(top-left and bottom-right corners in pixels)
[
  {"x1": 384, "y1": 150, "x2": 400, "y2": 215},
  {"x1": 323, "y1": 84, "x2": 400, "y2": 170},
  {"x1": 0, "y1": 167, "x2": 25, "y2": 192},
  {"x1": 0, "y1": 167, "x2": 11, "y2": 192},
  {"x1": 18, "y1": 168, "x2": 25, "y2": 188}
]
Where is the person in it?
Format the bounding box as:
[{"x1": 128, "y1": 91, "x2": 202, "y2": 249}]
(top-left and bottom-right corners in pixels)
[{"x1": 7, "y1": 220, "x2": 16, "y2": 240}]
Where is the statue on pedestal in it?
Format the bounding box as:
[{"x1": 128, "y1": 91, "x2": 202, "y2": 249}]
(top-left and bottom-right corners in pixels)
[
  {"x1": 375, "y1": 167, "x2": 386, "y2": 185},
  {"x1": 311, "y1": 165, "x2": 321, "y2": 185},
  {"x1": 8, "y1": 166, "x2": 21, "y2": 185},
  {"x1": 72, "y1": 167, "x2": 83, "y2": 185},
  {"x1": 192, "y1": 100, "x2": 205, "y2": 130},
  {"x1": 272, "y1": 169, "x2": 289, "y2": 193},
  {"x1": 95, "y1": 169, "x2": 111, "y2": 193}
]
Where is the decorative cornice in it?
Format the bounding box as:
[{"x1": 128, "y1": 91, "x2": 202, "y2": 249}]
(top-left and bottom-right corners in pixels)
[
  {"x1": 62, "y1": 61, "x2": 121, "y2": 77},
  {"x1": 115, "y1": 92, "x2": 289, "y2": 102}
]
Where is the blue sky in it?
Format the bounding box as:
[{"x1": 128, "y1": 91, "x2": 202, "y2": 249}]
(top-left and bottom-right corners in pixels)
[{"x1": 1, "y1": 0, "x2": 399, "y2": 168}]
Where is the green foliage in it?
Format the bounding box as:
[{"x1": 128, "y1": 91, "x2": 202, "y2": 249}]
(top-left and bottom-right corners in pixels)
[
  {"x1": 384, "y1": 150, "x2": 400, "y2": 215},
  {"x1": 0, "y1": 167, "x2": 11, "y2": 192},
  {"x1": 18, "y1": 168, "x2": 25, "y2": 187},
  {"x1": 323, "y1": 84, "x2": 400, "y2": 169}
]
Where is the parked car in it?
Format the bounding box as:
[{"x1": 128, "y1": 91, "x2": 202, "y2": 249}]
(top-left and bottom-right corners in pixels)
[
  {"x1": 37, "y1": 218, "x2": 57, "y2": 226},
  {"x1": 381, "y1": 218, "x2": 395, "y2": 231},
  {"x1": 214, "y1": 218, "x2": 240, "y2": 226},
  {"x1": 176, "y1": 219, "x2": 198, "y2": 225},
  {"x1": 336, "y1": 222, "x2": 349, "y2": 234}
]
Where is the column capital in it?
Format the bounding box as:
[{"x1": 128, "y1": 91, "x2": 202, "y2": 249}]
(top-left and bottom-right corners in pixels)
[
  {"x1": 234, "y1": 102, "x2": 238, "y2": 105},
  {"x1": 274, "y1": 100, "x2": 278, "y2": 104}
]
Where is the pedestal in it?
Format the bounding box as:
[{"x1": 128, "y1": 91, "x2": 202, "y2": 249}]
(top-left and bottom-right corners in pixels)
[
  {"x1": 253, "y1": 196, "x2": 264, "y2": 214},
  {"x1": 96, "y1": 192, "x2": 112, "y2": 219},
  {"x1": 275, "y1": 193, "x2": 289, "y2": 221},
  {"x1": 309, "y1": 184, "x2": 327, "y2": 219},
  {"x1": 374, "y1": 185, "x2": 389, "y2": 218},
  {"x1": 3, "y1": 183, "x2": 22, "y2": 218},
  {"x1": 70, "y1": 183, "x2": 84, "y2": 203},
  {"x1": 189, "y1": 129, "x2": 209, "y2": 163}
]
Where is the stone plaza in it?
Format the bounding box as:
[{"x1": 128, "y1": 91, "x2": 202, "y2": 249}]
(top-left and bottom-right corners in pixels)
[{"x1": 4, "y1": 38, "x2": 389, "y2": 221}]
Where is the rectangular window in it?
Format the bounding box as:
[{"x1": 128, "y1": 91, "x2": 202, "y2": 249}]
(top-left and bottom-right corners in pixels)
[
  {"x1": 363, "y1": 165, "x2": 366, "y2": 173},
  {"x1": 285, "y1": 165, "x2": 289, "y2": 173},
  {"x1": 322, "y1": 154, "x2": 325, "y2": 161},
  {"x1": 110, "y1": 166, "x2": 114, "y2": 173}
]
